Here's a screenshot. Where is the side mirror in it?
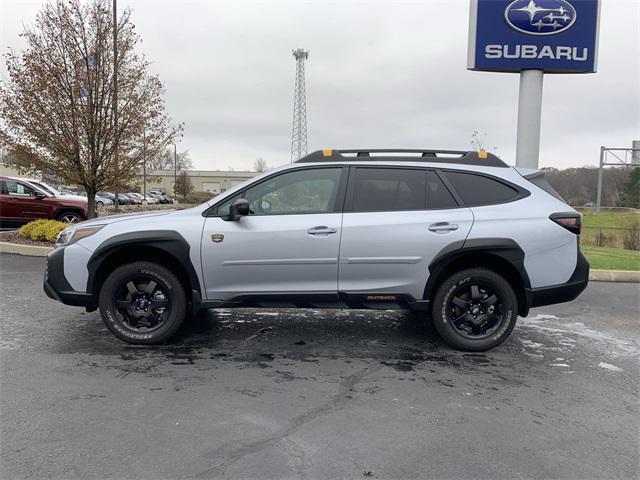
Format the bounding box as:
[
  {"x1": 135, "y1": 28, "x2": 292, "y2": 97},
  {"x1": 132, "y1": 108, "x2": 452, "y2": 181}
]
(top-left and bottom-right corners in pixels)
[
  {"x1": 34, "y1": 192, "x2": 46, "y2": 199},
  {"x1": 229, "y1": 198, "x2": 250, "y2": 221}
]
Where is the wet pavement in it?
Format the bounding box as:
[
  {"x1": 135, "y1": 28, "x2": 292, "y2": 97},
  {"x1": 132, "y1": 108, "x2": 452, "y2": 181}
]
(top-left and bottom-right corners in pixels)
[{"x1": 0, "y1": 253, "x2": 638, "y2": 479}]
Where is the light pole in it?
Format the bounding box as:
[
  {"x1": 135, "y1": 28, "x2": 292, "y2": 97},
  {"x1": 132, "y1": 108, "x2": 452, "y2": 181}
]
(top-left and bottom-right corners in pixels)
[
  {"x1": 142, "y1": 130, "x2": 147, "y2": 203},
  {"x1": 174, "y1": 143, "x2": 177, "y2": 203},
  {"x1": 112, "y1": 0, "x2": 119, "y2": 209}
]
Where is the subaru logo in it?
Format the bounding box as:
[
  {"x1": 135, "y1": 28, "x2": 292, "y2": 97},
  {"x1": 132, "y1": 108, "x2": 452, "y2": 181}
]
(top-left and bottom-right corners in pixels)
[{"x1": 505, "y1": 0, "x2": 577, "y2": 36}]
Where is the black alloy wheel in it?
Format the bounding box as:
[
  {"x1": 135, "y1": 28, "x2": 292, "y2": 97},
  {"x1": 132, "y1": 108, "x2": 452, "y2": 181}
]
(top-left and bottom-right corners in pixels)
[
  {"x1": 99, "y1": 261, "x2": 188, "y2": 344},
  {"x1": 447, "y1": 283, "x2": 503, "y2": 339},
  {"x1": 113, "y1": 275, "x2": 171, "y2": 333},
  {"x1": 432, "y1": 268, "x2": 518, "y2": 351}
]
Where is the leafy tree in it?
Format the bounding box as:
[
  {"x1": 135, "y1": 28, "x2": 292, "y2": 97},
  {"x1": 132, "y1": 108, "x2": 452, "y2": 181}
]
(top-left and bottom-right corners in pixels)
[
  {"x1": 173, "y1": 171, "x2": 193, "y2": 199},
  {"x1": 620, "y1": 168, "x2": 640, "y2": 208},
  {"x1": 0, "y1": 0, "x2": 182, "y2": 217}
]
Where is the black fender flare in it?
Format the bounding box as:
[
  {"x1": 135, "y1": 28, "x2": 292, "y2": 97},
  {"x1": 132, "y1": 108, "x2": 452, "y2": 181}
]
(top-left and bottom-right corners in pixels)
[
  {"x1": 424, "y1": 238, "x2": 532, "y2": 315},
  {"x1": 86, "y1": 230, "x2": 201, "y2": 305}
]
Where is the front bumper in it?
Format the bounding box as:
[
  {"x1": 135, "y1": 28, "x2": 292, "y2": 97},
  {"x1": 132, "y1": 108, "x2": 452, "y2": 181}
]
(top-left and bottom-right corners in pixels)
[
  {"x1": 43, "y1": 247, "x2": 95, "y2": 308},
  {"x1": 526, "y1": 247, "x2": 590, "y2": 309}
]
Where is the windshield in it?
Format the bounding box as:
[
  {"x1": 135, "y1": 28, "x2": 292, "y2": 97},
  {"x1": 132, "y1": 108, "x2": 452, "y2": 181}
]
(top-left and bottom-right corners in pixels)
[{"x1": 30, "y1": 181, "x2": 58, "y2": 196}]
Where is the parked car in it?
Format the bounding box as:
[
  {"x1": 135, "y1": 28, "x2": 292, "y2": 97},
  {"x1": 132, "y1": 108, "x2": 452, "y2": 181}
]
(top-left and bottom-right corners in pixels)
[
  {"x1": 98, "y1": 192, "x2": 131, "y2": 206},
  {"x1": 149, "y1": 190, "x2": 174, "y2": 204},
  {"x1": 95, "y1": 193, "x2": 114, "y2": 207},
  {"x1": 44, "y1": 149, "x2": 589, "y2": 351},
  {"x1": 125, "y1": 194, "x2": 142, "y2": 205},
  {"x1": 127, "y1": 192, "x2": 158, "y2": 204},
  {"x1": 0, "y1": 175, "x2": 88, "y2": 224}
]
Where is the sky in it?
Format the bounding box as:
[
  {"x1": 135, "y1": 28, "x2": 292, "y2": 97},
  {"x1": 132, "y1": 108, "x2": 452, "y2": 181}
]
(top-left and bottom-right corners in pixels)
[{"x1": 1, "y1": 0, "x2": 639, "y2": 171}]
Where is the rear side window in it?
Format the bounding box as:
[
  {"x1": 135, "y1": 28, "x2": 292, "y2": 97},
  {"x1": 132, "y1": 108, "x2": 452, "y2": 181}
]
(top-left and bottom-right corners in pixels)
[
  {"x1": 444, "y1": 171, "x2": 520, "y2": 206},
  {"x1": 427, "y1": 171, "x2": 458, "y2": 209},
  {"x1": 352, "y1": 168, "x2": 426, "y2": 212}
]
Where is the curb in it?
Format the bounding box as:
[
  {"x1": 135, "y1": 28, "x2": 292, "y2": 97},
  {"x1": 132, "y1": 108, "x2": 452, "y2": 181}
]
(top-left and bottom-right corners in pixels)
[
  {"x1": 0, "y1": 241, "x2": 52, "y2": 257},
  {"x1": 589, "y1": 269, "x2": 640, "y2": 283},
  {"x1": 0, "y1": 241, "x2": 638, "y2": 283}
]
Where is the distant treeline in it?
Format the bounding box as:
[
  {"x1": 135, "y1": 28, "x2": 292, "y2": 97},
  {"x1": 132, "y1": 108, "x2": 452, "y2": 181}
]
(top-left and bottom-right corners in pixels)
[{"x1": 542, "y1": 166, "x2": 639, "y2": 208}]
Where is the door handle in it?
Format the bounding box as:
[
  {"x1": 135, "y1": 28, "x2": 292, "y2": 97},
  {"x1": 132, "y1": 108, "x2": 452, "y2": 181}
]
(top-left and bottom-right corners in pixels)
[
  {"x1": 307, "y1": 226, "x2": 337, "y2": 235},
  {"x1": 428, "y1": 222, "x2": 459, "y2": 233}
]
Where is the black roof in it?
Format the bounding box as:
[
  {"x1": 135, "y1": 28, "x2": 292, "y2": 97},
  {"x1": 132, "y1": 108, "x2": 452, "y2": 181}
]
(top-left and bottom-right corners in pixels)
[{"x1": 295, "y1": 149, "x2": 508, "y2": 168}]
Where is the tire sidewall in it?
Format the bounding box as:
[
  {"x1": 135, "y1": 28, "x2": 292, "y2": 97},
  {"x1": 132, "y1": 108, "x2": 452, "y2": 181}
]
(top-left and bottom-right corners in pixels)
[
  {"x1": 434, "y1": 269, "x2": 517, "y2": 351},
  {"x1": 99, "y1": 262, "x2": 187, "y2": 344}
]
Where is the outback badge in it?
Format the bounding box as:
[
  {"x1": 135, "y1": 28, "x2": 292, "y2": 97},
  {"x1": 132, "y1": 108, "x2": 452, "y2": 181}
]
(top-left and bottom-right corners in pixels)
[{"x1": 211, "y1": 233, "x2": 224, "y2": 243}]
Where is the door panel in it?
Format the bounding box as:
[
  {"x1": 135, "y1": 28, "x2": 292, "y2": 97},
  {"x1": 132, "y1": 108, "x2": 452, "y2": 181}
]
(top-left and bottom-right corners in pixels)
[
  {"x1": 2, "y1": 180, "x2": 50, "y2": 221},
  {"x1": 201, "y1": 213, "x2": 342, "y2": 300},
  {"x1": 200, "y1": 166, "x2": 346, "y2": 301},
  {"x1": 338, "y1": 209, "x2": 473, "y2": 299}
]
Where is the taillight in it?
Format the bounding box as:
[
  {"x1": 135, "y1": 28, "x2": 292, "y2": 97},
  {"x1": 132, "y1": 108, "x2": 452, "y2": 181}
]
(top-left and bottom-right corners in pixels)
[{"x1": 550, "y1": 213, "x2": 581, "y2": 235}]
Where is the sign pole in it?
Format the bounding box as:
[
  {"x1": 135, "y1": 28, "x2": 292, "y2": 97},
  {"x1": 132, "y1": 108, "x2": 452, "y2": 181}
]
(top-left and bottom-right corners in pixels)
[{"x1": 515, "y1": 69, "x2": 544, "y2": 169}]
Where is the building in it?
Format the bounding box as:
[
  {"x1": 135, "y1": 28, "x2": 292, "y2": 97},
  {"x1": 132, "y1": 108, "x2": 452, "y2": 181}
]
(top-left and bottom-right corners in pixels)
[
  {"x1": 0, "y1": 163, "x2": 22, "y2": 177},
  {"x1": 1, "y1": 160, "x2": 258, "y2": 196},
  {"x1": 139, "y1": 170, "x2": 257, "y2": 195}
]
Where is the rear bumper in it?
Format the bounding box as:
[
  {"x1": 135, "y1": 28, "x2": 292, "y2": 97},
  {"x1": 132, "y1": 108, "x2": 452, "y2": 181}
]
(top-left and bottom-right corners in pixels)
[
  {"x1": 526, "y1": 247, "x2": 590, "y2": 309},
  {"x1": 43, "y1": 247, "x2": 96, "y2": 308}
]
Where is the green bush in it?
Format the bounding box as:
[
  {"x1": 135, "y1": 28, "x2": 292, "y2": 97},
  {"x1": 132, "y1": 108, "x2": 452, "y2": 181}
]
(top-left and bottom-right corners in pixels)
[{"x1": 18, "y1": 219, "x2": 68, "y2": 242}]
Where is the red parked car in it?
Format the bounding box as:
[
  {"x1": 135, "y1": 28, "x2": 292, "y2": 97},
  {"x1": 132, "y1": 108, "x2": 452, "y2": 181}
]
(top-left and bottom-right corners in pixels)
[{"x1": 0, "y1": 176, "x2": 88, "y2": 225}]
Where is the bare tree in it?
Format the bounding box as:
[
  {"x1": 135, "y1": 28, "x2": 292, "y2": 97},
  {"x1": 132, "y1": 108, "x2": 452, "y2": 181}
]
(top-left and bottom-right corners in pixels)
[
  {"x1": 0, "y1": 0, "x2": 182, "y2": 217},
  {"x1": 150, "y1": 148, "x2": 193, "y2": 171},
  {"x1": 253, "y1": 157, "x2": 269, "y2": 173}
]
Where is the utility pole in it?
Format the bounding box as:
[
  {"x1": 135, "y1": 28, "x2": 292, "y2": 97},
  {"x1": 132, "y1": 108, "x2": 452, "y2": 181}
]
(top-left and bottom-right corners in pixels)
[
  {"x1": 290, "y1": 48, "x2": 309, "y2": 162},
  {"x1": 112, "y1": 0, "x2": 119, "y2": 209}
]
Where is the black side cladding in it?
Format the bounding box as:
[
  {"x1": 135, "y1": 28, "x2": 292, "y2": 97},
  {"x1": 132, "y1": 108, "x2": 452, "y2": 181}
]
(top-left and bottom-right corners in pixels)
[
  {"x1": 528, "y1": 247, "x2": 589, "y2": 308},
  {"x1": 424, "y1": 238, "x2": 532, "y2": 315},
  {"x1": 44, "y1": 247, "x2": 95, "y2": 307},
  {"x1": 86, "y1": 230, "x2": 201, "y2": 305}
]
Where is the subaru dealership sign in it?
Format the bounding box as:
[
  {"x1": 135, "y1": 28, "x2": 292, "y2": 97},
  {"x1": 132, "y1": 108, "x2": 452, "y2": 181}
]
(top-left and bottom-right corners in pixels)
[{"x1": 468, "y1": 0, "x2": 601, "y2": 73}]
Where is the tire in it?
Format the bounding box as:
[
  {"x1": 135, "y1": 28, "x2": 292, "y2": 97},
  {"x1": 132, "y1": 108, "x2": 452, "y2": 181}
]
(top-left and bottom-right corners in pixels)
[
  {"x1": 56, "y1": 210, "x2": 83, "y2": 223},
  {"x1": 96, "y1": 201, "x2": 104, "y2": 207},
  {"x1": 98, "y1": 261, "x2": 188, "y2": 344},
  {"x1": 431, "y1": 268, "x2": 517, "y2": 352}
]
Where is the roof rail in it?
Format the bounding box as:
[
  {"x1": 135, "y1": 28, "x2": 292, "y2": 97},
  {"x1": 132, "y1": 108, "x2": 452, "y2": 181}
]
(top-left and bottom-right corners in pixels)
[{"x1": 295, "y1": 149, "x2": 508, "y2": 168}]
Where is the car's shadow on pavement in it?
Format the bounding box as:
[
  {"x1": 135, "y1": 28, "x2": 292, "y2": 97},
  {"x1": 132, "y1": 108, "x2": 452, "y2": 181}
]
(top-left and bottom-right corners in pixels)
[{"x1": 51, "y1": 307, "x2": 522, "y2": 379}]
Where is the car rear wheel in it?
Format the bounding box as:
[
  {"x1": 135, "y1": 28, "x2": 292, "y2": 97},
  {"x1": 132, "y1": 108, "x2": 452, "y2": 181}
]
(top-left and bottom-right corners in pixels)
[
  {"x1": 432, "y1": 268, "x2": 517, "y2": 351},
  {"x1": 56, "y1": 211, "x2": 83, "y2": 223},
  {"x1": 96, "y1": 201, "x2": 104, "y2": 207},
  {"x1": 98, "y1": 261, "x2": 187, "y2": 344}
]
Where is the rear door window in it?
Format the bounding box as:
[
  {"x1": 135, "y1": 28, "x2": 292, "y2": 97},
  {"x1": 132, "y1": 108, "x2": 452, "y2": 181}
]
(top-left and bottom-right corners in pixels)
[
  {"x1": 444, "y1": 171, "x2": 521, "y2": 206},
  {"x1": 351, "y1": 168, "x2": 426, "y2": 212}
]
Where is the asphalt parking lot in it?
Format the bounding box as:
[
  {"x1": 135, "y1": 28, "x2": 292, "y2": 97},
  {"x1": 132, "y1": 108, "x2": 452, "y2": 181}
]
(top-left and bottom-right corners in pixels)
[{"x1": 0, "y1": 253, "x2": 638, "y2": 480}]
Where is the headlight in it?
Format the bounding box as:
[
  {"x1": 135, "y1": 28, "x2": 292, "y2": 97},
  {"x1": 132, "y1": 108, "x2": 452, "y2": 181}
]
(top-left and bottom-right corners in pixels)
[{"x1": 55, "y1": 225, "x2": 105, "y2": 247}]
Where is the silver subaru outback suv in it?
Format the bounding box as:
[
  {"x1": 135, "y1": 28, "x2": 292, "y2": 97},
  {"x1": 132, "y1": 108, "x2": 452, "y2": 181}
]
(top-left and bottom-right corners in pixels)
[{"x1": 44, "y1": 149, "x2": 589, "y2": 351}]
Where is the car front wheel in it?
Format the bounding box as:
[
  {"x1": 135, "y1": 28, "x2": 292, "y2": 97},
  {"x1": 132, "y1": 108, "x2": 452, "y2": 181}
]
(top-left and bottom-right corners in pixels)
[
  {"x1": 432, "y1": 268, "x2": 517, "y2": 351},
  {"x1": 98, "y1": 261, "x2": 188, "y2": 344}
]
